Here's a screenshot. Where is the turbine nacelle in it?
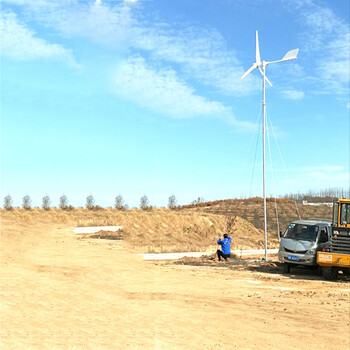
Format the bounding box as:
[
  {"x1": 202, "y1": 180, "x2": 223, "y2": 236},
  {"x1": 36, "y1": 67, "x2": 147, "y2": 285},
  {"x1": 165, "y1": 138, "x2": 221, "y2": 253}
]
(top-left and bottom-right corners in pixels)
[{"x1": 241, "y1": 31, "x2": 299, "y2": 86}]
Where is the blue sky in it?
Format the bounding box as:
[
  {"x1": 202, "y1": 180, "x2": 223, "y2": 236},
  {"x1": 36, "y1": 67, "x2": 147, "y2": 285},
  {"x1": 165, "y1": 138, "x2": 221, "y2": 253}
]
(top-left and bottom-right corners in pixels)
[{"x1": 1, "y1": 0, "x2": 349, "y2": 208}]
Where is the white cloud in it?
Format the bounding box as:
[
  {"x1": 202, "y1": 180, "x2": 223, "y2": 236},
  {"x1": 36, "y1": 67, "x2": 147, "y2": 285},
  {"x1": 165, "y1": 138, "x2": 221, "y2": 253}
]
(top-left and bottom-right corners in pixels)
[
  {"x1": 112, "y1": 56, "x2": 253, "y2": 129},
  {"x1": 4, "y1": 0, "x2": 347, "y2": 97},
  {"x1": 2, "y1": 1, "x2": 257, "y2": 97},
  {"x1": 2, "y1": 1, "x2": 258, "y2": 130},
  {"x1": 303, "y1": 7, "x2": 336, "y2": 33},
  {"x1": 51, "y1": 3, "x2": 135, "y2": 47},
  {"x1": 113, "y1": 56, "x2": 229, "y2": 118},
  {"x1": 133, "y1": 24, "x2": 258, "y2": 96},
  {"x1": 315, "y1": 32, "x2": 350, "y2": 93},
  {"x1": 0, "y1": 10, "x2": 77, "y2": 66},
  {"x1": 289, "y1": 0, "x2": 350, "y2": 94},
  {"x1": 2, "y1": 0, "x2": 134, "y2": 49},
  {"x1": 281, "y1": 89, "x2": 305, "y2": 100}
]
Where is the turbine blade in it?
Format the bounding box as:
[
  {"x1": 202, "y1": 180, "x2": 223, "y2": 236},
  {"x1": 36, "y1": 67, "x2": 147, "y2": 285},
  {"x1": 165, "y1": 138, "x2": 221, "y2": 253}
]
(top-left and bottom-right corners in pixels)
[
  {"x1": 265, "y1": 75, "x2": 272, "y2": 86},
  {"x1": 256, "y1": 31, "x2": 261, "y2": 64},
  {"x1": 241, "y1": 63, "x2": 257, "y2": 79},
  {"x1": 258, "y1": 67, "x2": 272, "y2": 86}
]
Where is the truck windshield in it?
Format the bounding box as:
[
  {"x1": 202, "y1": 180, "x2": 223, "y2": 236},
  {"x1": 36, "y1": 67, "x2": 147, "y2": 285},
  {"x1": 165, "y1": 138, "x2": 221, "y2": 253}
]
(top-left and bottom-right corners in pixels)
[{"x1": 283, "y1": 224, "x2": 319, "y2": 241}]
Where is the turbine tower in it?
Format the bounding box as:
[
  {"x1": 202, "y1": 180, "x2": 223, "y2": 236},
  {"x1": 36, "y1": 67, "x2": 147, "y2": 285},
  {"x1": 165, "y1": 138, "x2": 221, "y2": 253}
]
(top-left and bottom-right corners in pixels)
[{"x1": 241, "y1": 31, "x2": 299, "y2": 261}]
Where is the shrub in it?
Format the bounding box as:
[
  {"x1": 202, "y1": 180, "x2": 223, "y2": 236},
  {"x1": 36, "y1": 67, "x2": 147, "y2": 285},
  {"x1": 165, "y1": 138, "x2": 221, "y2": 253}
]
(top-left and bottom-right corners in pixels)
[
  {"x1": 22, "y1": 195, "x2": 32, "y2": 210},
  {"x1": 191, "y1": 197, "x2": 205, "y2": 205},
  {"x1": 91, "y1": 205, "x2": 103, "y2": 211},
  {"x1": 42, "y1": 195, "x2": 51, "y2": 210},
  {"x1": 226, "y1": 215, "x2": 235, "y2": 234},
  {"x1": 3, "y1": 195, "x2": 13, "y2": 210}
]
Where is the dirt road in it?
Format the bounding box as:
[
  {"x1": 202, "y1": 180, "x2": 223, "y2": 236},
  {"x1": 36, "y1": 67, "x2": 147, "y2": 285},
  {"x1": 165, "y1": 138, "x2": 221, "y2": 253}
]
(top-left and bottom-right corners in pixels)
[{"x1": 1, "y1": 217, "x2": 349, "y2": 349}]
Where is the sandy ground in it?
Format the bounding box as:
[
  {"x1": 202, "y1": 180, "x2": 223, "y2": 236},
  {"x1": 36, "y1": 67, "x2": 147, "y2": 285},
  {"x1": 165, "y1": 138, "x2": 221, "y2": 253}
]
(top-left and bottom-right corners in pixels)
[{"x1": 1, "y1": 217, "x2": 349, "y2": 350}]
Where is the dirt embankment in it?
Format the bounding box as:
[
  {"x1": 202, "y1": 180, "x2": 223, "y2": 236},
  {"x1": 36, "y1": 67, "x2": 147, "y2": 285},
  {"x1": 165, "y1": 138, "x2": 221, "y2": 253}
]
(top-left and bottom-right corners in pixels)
[{"x1": 0, "y1": 208, "x2": 278, "y2": 253}]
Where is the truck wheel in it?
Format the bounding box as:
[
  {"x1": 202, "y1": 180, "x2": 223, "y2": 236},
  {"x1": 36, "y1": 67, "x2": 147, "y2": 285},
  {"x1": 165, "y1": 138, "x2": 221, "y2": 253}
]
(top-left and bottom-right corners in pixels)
[
  {"x1": 283, "y1": 263, "x2": 291, "y2": 273},
  {"x1": 322, "y1": 267, "x2": 338, "y2": 280}
]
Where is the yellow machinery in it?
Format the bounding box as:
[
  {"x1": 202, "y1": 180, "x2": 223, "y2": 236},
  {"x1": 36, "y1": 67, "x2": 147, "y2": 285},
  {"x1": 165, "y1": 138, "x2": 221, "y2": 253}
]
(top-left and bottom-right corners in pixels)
[{"x1": 317, "y1": 199, "x2": 350, "y2": 279}]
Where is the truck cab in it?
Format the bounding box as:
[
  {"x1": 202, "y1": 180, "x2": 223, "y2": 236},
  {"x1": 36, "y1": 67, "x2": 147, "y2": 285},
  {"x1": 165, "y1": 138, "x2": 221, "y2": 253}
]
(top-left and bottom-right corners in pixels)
[{"x1": 278, "y1": 219, "x2": 332, "y2": 273}]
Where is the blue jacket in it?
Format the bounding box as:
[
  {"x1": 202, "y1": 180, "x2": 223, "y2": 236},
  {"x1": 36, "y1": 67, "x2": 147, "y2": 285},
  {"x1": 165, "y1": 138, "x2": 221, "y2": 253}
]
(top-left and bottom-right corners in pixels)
[{"x1": 217, "y1": 237, "x2": 231, "y2": 254}]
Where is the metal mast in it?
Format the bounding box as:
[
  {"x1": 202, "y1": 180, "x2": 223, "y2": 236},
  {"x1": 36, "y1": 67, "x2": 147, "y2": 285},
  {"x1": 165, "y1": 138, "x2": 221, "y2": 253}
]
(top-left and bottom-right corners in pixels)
[
  {"x1": 262, "y1": 62, "x2": 268, "y2": 261},
  {"x1": 241, "y1": 31, "x2": 299, "y2": 261}
]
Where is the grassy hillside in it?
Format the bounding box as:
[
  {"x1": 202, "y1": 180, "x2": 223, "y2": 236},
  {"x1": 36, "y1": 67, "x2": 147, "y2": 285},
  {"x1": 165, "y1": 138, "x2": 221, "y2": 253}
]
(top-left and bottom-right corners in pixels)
[
  {"x1": 2, "y1": 198, "x2": 331, "y2": 253},
  {"x1": 179, "y1": 197, "x2": 333, "y2": 234},
  {"x1": 1, "y1": 206, "x2": 280, "y2": 253}
]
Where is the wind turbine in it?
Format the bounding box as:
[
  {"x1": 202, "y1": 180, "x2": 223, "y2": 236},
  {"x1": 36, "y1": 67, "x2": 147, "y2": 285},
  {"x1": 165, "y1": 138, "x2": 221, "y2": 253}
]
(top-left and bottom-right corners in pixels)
[{"x1": 241, "y1": 31, "x2": 299, "y2": 261}]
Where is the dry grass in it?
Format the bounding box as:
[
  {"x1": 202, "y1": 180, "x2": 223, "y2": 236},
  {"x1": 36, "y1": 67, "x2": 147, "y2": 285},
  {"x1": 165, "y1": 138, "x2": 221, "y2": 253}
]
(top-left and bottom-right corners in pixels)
[
  {"x1": 1, "y1": 207, "x2": 279, "y2": 253},
  {"x1": 182, "y1": 198, "x2": 333, "y2": 234}
]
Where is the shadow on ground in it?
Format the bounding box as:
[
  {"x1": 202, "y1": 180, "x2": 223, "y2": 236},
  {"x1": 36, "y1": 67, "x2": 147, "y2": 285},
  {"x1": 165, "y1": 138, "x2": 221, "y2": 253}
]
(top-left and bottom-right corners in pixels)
[{"x1": 171, "y1": 255, "x2": 350, "y2": 283}]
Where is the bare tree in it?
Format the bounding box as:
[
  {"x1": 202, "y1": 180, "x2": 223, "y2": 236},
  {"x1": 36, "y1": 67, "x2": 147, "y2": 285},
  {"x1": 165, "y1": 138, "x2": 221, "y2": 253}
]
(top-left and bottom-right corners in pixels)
[
  {"x1": 22, "y1": 195, "x2": 32, "y2": 210},
  {"x1": 42, "y1": 195, "x2": 51, "y2": 210},
  {"x1": 59, "y1": 195, "x2": 69, "y2": 210},
  {"x1": 140, "y1": 195, "x2": 150, "y2": 210},
  {"x1": 168, "y1": 195, "x2": 177, "y2": 210},
  {"x1": 226, "y1": 215, "x2": 235, "y2": 234},
  {"x1": 3, "y1": 195, "x2": 13, "y2": 210},
  {"x1": 86, "y1": 195, "x2": 95, "y2": 210},
  {"x1": 115, "y1": 195, "x2": 126, "y2": 210}
]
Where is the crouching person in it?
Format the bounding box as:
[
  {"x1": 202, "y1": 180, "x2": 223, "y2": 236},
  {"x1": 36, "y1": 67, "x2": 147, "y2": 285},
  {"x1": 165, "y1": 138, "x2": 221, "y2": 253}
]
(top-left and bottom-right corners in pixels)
[{"x1": 217, "y1": 233, "x2": 231, "y2": 261}]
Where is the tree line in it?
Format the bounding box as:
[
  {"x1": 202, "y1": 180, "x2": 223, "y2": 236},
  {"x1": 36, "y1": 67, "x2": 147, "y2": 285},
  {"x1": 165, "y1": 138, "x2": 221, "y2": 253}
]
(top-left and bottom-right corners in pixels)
[
  {"x1": 283, "y1": 187, "x2": 349, "y2": 202},
  {"x1": 2, "y1": 194, "x2": 179, "y2": 211},
  {"x1": 3, "y1": 186, "x2": 348, "y2": 211}
]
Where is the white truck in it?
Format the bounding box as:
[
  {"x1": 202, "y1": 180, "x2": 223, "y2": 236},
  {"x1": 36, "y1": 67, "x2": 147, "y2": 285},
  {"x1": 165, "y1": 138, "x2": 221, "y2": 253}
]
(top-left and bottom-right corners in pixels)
[{"x1": 278, "y1": 219, "x2": 331, "y2": 273}]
